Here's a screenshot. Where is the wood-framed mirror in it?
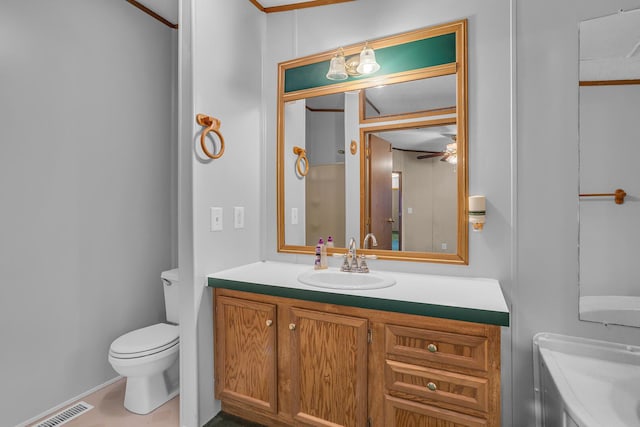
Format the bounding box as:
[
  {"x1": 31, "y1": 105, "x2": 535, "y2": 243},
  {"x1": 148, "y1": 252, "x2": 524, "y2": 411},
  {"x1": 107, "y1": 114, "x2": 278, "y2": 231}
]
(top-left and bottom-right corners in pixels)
[{"x1": 277, "y1": 19, "x2": 468, "y2": 263}]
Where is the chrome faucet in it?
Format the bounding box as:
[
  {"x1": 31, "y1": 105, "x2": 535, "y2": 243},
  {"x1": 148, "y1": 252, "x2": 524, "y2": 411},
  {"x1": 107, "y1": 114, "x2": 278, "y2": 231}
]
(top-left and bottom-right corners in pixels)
[
  {"x1": 339, "y1": 237, "x2": 377, "y2": 273},
  {"x1": 363, "y1": 233, "x2": 378, "y2": 249},
  {"x1": 348, "y1": 237, "x2": 359, "y2": 271},
  {"x1": 341, "y1": 237, "x2": 359, "y2": 272}
]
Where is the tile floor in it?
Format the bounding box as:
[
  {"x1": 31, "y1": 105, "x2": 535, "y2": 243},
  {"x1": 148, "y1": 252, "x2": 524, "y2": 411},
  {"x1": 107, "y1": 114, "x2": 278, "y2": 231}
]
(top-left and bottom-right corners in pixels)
[
  {"x1": 203, "y1": 412, "x2": 264, "y2": 427},
  {"x1": 28, "y1": 378, "x2": 263, "y2": 427},
  {"x1": 29, "y1": 378, "x2": 179, "y2": 427}
]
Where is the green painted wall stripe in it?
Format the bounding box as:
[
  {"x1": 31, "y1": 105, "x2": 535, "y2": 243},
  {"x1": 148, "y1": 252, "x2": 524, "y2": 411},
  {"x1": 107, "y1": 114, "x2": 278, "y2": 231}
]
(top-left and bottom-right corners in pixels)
[
  {"x1": 208, "y1": 277, "x2": 510, "y2": 327},
  {"x1": 284, "y1": 32, "x2": 457, "y2": 93}
]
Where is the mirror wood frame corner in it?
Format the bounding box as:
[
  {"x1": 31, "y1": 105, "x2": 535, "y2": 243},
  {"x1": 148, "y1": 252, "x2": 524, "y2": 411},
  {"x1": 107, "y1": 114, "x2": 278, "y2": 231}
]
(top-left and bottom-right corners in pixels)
[{"x1": 277, "y1": 19, "x2": 468, "y2": 264}]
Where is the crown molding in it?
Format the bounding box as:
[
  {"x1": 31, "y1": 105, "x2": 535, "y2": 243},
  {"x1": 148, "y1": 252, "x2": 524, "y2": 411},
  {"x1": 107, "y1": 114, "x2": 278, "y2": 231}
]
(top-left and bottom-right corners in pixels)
[{"x1": 250, "y1": 0, "x2": 354, "y2": 14}]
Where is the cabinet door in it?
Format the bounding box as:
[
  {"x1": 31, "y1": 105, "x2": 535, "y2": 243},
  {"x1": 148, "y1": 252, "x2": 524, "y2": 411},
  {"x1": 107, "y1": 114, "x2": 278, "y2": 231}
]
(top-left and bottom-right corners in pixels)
[
  {"x1": 289, "y1": 307, "x2": 368, "y2": 427},
  {"x1": 215, "y1": 296, "x2": 277, "y2": 413},
  {"x1": 385, "y1": 395, "x2": 487, "y2": 427}
]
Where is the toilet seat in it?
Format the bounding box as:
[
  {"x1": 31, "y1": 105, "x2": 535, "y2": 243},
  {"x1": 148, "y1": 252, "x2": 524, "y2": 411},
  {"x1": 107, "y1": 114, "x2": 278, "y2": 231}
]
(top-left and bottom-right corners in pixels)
[{"x1": 110, "y1": 323, "x2": 179, "y2": 359}]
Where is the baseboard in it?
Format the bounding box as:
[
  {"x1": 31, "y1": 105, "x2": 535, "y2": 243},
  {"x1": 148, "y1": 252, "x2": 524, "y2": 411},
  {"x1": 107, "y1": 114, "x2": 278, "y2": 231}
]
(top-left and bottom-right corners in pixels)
[{"x1": 16, "y1": 376, "x2": 122, "y2": 427}]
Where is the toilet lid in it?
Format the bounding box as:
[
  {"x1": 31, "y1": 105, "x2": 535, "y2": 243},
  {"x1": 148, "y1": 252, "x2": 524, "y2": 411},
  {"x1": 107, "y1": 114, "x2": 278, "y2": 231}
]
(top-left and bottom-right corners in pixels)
[{"x1": 110, "y1": 323, "x2": 179, "y2": 358}]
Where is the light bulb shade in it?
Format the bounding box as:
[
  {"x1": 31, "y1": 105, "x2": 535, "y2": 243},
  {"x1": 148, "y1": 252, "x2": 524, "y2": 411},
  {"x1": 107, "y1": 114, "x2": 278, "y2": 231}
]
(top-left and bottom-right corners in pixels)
[
  {"x1": 326, "y1": 55, "x2": 348, "y2": 80},
  {"x1": 356, "y1": 46, "x2": 380, "y2": 75}
]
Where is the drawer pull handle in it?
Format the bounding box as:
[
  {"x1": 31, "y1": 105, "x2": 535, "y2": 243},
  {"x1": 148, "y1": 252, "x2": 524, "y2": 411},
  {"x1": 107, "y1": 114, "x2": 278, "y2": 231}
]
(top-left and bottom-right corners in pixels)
[
  {"x1": 289, "y1": 323, "x2": 296, "y2": 331},
  {"x1": 266, "y1": 320, "x2": 273, "y2": 327},
  {"x1": 427, "y1": 343, "x2": 438, "y2": 353},
  {"x1": 427, "y1": 382, "x2": 437, "y2": 392}
]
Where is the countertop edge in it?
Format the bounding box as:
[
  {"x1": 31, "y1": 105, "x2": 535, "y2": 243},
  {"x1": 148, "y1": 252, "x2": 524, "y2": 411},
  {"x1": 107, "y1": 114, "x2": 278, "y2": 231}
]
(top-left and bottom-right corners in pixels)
[{"x1": 208, "y1": 277, "x2": 510, "y2": 327}]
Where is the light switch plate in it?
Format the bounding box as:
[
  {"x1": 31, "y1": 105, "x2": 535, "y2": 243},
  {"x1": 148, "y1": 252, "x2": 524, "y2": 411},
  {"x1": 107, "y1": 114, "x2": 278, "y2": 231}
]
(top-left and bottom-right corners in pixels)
[
  {"x1": 291, "y1": 207, "x2": 298, "y2": 225},
  {"x1": 234, "y1": 206, "x2": 244, "y2": 229},
  {"x1": 211, "y1": 207, "x2": 223, "y2": 231}
]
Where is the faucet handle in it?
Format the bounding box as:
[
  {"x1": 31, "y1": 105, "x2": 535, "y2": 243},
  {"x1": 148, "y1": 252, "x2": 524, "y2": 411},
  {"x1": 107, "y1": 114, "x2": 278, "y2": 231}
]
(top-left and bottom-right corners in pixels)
[
  {"x1": 340, "y1": 254, "x2": 351, "y2": 272},
  {"x1": 357, "y1": 255, "x2": 369, "y2": 273}
]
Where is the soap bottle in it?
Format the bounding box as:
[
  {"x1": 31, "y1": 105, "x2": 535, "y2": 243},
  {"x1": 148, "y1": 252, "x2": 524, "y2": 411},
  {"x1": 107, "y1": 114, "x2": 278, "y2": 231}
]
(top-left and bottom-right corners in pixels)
[
  {"x1": 318, "y1": 238, "x2": 328, "y2": 269},
  {"x1": 314, "y1": 244, "x2": 322, "y2": 269},
  {"x1": 326, "y1": 236, "x2": 334, "y2": 248}
]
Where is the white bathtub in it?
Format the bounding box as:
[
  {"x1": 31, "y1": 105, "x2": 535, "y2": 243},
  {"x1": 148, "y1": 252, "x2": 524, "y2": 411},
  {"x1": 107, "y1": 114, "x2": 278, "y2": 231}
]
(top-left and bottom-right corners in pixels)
[{"x1": 533, "y1": 333, "x2": 640, "y2": 427}]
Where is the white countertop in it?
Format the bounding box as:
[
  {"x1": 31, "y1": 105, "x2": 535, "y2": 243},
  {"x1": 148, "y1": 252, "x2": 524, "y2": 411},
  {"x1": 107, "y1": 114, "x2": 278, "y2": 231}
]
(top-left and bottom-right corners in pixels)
[{"x1": 208, "y1": 261, "x2": 509, "y2": 325}]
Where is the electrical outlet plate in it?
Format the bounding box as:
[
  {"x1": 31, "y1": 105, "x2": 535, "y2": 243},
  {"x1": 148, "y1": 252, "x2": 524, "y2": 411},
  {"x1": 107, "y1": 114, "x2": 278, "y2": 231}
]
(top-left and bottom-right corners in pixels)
[
  {"x1": 234, "y1": 206, "x2": 244, "y2": 229},
  {"x1": 211, "y1": 207, "x2": 223, "y2": 231}
]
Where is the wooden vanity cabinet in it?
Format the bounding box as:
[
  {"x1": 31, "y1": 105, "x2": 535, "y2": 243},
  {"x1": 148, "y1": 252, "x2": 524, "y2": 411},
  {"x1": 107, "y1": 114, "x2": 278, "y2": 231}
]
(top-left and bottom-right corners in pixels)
[
  {"x1": 289, "y1": 308, "x2": 369, "y2": 426},
  {"x1": 214, "y1": 295, "x2": 278, "y2": 413},
  {"x1": 214, "y1": 288, "x2": 501, "y2": 427}
]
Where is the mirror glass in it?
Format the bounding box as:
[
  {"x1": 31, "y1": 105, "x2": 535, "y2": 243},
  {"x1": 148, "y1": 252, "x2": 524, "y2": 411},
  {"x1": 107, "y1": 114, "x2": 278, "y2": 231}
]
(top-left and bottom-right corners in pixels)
[
  {"x1": 362, "y1": 121, "x2": 457, "y2": 253},
  {"x1": 278, "y1": 21, "x2": 468, "y2": 263},
  {"x1": 362, "y1": 74, "x2": 457, "y2": 120},
  {"x1": 579, "y1": 10, "x2": 640, "y2": 327}
]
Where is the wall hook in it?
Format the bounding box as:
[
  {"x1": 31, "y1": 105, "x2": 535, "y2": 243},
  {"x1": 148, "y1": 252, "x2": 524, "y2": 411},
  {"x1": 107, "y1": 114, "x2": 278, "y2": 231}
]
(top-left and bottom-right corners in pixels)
[
  {"x1": 293, "y1": 146, "x2": 309, "y2": 177},
  {"x1": 196, "y1": 114, "x2": 225, "y2": 159}
]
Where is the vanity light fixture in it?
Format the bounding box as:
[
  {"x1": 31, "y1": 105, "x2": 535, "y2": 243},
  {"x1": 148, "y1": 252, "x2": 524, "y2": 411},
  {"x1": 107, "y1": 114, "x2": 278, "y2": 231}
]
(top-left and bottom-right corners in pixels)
[
  {"x1": 356, "y1": 43, "x2": 380, "y2": 74},
  {"x1": 468, "y1": 196, "x2": 486, "y2": 232},
  {"x1": 326, "y1": 43, "x2": 380, "y2": 81},
  {"x1": 326, "y1": 49, "x2": 348, "y2": 81}
]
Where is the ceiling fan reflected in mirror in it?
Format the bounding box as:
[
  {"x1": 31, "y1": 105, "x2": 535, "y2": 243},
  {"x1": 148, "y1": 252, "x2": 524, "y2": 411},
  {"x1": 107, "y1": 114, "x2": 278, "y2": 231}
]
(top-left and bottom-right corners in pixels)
[{"x1": 416, "y1": 134, "x2": 457, "y2": 163}]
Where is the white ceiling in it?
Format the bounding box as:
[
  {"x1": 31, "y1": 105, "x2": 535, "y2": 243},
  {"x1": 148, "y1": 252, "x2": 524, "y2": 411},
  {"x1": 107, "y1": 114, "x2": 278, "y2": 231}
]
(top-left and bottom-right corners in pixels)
[
  {"x1": 366, "y1": 75, "x2": 456, "y2": 116},
  {"x1": 132, "y1": 0, "x2": 335, "y2": 25},
  {"x1": 374, "y1": 125, "x2": 457, "y2": 153},
  {"x1": 580, "y1": 9, "x2": 640, "y2": 80}
]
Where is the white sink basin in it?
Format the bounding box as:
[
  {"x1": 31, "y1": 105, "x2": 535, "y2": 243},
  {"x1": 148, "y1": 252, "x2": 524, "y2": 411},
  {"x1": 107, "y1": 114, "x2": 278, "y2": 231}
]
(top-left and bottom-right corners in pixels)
[{"x1": 297, "y1": 269, "x2": 396, "y2": 290}]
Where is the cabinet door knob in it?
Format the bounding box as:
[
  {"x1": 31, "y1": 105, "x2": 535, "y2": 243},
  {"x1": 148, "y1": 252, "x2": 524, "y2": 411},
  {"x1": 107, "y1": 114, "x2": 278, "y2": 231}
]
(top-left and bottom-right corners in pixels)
[
  {"x1": 289, "y1": 323, "x2": 296, "y2": 331},
  {"x1": 427, "y1": 382, "x2": 437, "y2": 392},
  {"x1": 427, "y1": 343, "x2": 438, "y2": 353},
  {"x1": 266, "y1": 320, "x2": 273, "y2": 327}
]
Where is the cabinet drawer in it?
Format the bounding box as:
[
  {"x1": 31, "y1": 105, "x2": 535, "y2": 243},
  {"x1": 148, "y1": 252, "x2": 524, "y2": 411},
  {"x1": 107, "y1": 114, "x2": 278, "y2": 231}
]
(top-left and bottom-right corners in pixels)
[
  {"x1": 384, "y1": 395, "x2": 487, "y2": 427},
  {"x1": 385, "y1": 324, "x2": 488, "y2": 371},
  {"x1": 385, "y1": 359, "x2": 488, "y2": 412}
]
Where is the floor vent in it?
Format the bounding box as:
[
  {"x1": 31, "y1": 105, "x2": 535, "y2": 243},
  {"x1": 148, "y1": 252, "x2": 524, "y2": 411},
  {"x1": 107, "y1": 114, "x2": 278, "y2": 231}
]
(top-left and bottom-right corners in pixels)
[{"x1": 32, "y1": 401, "x2": 94, "y2": 427}]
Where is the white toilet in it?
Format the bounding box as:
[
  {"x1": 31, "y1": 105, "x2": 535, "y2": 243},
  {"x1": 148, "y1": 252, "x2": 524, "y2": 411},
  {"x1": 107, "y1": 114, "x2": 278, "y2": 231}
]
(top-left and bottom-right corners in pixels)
[{"x1": 108, "y1": 269, "x2": 180, "y2": 415}]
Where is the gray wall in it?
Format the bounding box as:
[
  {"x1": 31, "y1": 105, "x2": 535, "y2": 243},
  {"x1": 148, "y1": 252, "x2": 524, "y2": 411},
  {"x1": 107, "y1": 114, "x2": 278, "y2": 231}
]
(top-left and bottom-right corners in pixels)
[
  {"x1": 182, "y1": 1, "x2": 265, "y2": 424},
  {"x1": 514, "y1": 0, "x2": 640, "y2": 425},
  {"x1": 306, "y1": 110, "x2": 344, "y2": 165},
  {"x1": 0, "y1": 1, "x2": 176, "y2": 425}
]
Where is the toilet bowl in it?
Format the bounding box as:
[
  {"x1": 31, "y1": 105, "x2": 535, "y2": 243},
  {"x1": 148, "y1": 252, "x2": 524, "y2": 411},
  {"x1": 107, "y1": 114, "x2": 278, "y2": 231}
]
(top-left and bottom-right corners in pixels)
[{"x1": 108, "y1": 269, "x2": 180, "y2": 415}]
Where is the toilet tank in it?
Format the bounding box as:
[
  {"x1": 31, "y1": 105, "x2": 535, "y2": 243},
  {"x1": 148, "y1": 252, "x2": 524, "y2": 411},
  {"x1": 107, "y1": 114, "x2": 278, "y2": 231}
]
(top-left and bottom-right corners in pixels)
[{"x1": 161, "y1": 269, "x2": 180, "y2": 324}]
